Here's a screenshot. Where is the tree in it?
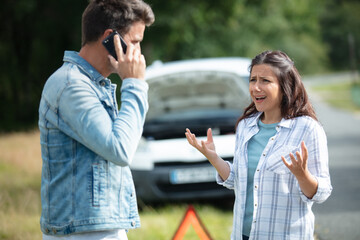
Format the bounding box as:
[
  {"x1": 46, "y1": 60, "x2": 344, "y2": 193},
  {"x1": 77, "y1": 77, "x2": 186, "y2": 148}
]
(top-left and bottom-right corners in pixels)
[
  {"x1": 0, "y1": 0, "x2": 86, "y2": 131},
  {"x1": 320, "y1": 0, "x2": 360, "y2": 71},
  {"x1": 142, "y1": 0, "x2": 329, "y2": 73}
]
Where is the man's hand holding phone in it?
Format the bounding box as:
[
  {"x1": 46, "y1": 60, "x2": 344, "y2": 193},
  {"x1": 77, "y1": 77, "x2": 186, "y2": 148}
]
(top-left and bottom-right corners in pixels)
[{"x1": 105, "y1": 31, "x2": 146, "y2": 81}]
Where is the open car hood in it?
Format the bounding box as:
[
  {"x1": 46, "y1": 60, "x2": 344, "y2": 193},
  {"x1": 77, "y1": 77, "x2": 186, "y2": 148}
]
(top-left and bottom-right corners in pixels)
[
  {"x1": 145, "y1": 57, "x2": 251, "y2": 121},
  {"x1": 141, "y1": 58, "x2": 251, "y2": 140}
]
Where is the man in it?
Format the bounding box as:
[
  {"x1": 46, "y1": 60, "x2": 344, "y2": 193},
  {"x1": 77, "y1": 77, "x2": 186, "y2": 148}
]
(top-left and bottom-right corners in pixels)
[{"x1": 38, "y1": 0, "x2": 154, "y2": 239}]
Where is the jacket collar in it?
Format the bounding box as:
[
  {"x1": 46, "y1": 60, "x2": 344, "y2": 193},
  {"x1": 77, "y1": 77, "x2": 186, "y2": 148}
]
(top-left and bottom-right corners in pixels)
[{"x1": 63, "y1": 51, "x2": 106, "y2": 85}]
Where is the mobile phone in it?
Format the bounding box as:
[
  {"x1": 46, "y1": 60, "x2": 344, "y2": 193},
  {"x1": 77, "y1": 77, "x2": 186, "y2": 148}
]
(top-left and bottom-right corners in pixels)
[{"x1": 102, "y1": 30, "x2": 127, "y2": 60}]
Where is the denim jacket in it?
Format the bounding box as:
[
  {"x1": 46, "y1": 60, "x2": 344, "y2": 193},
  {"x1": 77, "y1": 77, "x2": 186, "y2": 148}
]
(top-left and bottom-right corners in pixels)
[{"x1": 38, "y1": 51, "x2": 148, "y2": 235}]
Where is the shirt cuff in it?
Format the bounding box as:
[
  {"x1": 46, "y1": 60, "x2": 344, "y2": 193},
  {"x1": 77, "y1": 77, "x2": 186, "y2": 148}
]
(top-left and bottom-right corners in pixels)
[
  {"x1": 216, "y1": 161, "x2": 235, "y2": 189},
  {"x1": 299, "y1": 176, "x2": 332, "y2": 203}
]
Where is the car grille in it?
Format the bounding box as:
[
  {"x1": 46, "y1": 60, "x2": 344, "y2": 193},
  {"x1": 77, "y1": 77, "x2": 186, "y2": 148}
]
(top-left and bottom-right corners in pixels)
[
  {"x1": 154, "y1": 157, "x2": 233, "y2": 167},
  {"x1": 157, "y1": 181, "x2": 223, "y2": 193}
]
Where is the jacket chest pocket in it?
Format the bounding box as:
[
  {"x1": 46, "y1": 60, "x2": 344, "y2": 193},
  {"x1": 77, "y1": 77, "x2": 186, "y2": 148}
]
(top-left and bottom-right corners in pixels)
[
  {"x1": 100, "y1": 98, "x2": 117, "y2": 120},
  {"x1": 265, "y1": 145, "x2": 300, "y2": 174}
]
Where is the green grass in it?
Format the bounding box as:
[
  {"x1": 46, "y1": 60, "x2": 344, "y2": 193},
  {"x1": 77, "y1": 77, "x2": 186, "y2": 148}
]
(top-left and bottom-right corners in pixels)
[
  {"x1": 128, "y1": 203, "x2": 233, "y2": 240},
  {"x1": 0, "y1": 131, "x2": 233, "y2": 240},
  {"x1": 0, "y1": 163, "x2": 42, "y2": 240},
  {"x1": 311, "y1": 81, "x2": 360, "y2": 113},
  {"x1": 0, "y1": 131, "x2": 43, "y2": 240}
]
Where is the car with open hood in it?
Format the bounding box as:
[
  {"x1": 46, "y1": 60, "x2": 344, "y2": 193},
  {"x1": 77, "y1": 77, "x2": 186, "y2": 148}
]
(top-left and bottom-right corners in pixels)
[{"x1": 130, "y1": 57, "x2": 251, "y2": 202}]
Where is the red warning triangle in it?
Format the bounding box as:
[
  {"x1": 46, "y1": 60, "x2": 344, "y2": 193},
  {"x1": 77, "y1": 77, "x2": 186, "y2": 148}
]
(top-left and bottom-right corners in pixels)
[{"x1": 172, "y1": 205, "x2": 213, "y2": 240}]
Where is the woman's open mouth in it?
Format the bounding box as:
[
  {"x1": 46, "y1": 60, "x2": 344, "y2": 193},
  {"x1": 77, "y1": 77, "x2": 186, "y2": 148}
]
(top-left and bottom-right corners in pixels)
[{"x1": 255, "y1": 96, "x2": 266, "y2": 102}]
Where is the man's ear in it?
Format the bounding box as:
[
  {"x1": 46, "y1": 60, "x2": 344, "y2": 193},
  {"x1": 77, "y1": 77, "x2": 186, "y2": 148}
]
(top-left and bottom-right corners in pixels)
[{"x1": 101, "y1": 29, "x2": 114, "y2": 41}]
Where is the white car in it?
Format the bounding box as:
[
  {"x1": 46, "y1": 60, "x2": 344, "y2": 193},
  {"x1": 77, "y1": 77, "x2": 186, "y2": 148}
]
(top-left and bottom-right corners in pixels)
[{"x1": 131, "y1": 57, "x2": 251, "y2": 202}]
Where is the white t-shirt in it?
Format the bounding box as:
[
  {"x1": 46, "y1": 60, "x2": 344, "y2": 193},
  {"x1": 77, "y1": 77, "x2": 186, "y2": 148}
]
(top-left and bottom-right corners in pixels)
[{"x1": 43, "y1": 229, "x2": 127, "y2": 240}]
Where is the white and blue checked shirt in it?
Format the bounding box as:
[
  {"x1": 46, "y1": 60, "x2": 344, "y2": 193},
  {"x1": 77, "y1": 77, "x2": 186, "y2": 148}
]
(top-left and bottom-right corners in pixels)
[{"x1": 217, "y1": 112, "x2": 332, "y2": 240}]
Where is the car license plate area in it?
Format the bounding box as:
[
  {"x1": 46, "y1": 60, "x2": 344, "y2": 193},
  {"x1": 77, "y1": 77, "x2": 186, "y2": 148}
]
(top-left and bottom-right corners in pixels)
[{"x1": 169, "y1": 167, "x2": 216, "y2": 184}]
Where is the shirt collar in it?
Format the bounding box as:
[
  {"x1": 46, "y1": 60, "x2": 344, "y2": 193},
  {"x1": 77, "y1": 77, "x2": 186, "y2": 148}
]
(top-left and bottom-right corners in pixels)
[
  {"x1": 247, "y1": 112, "x2": 262, "y2": 127},
  {"x1": 278, "y1": 117, "x2": 292, "y2": 129},
  {"x1": 63, "y1": 51, "x2": 106, "y2": 85},
  {"x1": 247, "y1": 112, "x2": 293, "y2": 129}
]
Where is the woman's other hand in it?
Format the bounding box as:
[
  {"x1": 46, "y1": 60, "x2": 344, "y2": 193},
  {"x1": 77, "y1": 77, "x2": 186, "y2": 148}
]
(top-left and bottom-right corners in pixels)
[{"x1": 282, "y1": 141, "x2": 318, "y2": 199}]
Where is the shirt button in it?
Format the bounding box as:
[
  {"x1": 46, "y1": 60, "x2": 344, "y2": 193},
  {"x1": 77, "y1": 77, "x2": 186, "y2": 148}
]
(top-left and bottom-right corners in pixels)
[
  {"x1": 254, "y1": 203, "x2": 257, "y2": 207},
  {"x1": 131, "y1": 221, "x2": 136, "y2": 227},
  {"x1": 131, "y1": 192, "x2": 134, "y2": 197},
  {"x1": 100, "y1": 81, "x2": 106, "y2": 87},
  {"x1": 254, "y1": 220, "x2": 257, "y2": 223},
  {"x1": 254, "y1": 185, "x2": 258, "y2": 189},
  {"x1": 262, "y1": 153, "x2": 266, "y2": 156},
  {"x1": 257, "y1": 169, "x2": 260, "y2": 172}
]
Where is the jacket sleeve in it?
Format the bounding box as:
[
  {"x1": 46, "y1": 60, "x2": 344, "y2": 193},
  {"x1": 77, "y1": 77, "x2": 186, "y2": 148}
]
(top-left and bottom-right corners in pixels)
[{"x1": 59, "y1": 78, "x2": 148, "y2": 166}]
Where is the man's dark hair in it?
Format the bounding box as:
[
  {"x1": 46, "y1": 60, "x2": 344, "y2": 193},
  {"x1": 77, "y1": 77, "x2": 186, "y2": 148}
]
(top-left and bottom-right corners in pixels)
[
  {"x1": 81, "y1": 0, "x2": 155, "y2": 46},
  {"x1": 237, "y1": 50, "x2": 317, "y2": 126}
]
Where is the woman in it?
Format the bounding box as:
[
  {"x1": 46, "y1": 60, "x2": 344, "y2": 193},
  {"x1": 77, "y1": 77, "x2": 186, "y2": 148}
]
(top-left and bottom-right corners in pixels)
[{"x1": 185, "y1": 50, "x2": 332, "y2": 240}]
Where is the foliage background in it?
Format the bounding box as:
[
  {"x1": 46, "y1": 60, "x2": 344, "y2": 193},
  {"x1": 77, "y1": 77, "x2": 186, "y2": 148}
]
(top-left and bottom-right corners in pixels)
[{"x1": 0, "y1": 0, "x2": 359, "y2": 132}]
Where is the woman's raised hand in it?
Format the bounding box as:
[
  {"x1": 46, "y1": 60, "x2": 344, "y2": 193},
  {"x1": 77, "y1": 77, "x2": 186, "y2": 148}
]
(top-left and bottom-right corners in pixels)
[
  {"x1": 185, "y1": 128, "x2": 230, "y2": 181},
  {"x1": 185, "y1": 128, "x2": 218, "y2": 162}
]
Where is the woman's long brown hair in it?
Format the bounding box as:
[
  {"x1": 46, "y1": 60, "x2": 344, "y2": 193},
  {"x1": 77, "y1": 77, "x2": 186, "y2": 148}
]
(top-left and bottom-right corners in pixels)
[{"x1": 236, "y1": 50, "x2": 317, "y2": 126}]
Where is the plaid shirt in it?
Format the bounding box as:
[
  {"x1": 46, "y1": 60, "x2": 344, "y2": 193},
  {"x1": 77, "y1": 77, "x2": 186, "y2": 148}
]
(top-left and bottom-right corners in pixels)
[{"x1": 217, "y1": 112, "x2": 332, "y2": 240}]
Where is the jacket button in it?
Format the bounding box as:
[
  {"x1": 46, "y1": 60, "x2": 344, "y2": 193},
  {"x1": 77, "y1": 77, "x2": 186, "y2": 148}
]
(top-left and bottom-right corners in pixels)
[
  {"x1": 52, "y1": 229, "x2": 57, "y2": 234},
  {"x1": 45, "y1": 229, "x2": 50, "y2": 233}
]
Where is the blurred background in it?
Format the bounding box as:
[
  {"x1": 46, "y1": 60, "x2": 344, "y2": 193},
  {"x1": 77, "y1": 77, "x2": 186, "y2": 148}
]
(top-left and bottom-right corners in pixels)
[
  {"x1": 1, "y1": 0, "x2": 359, "y2": 132},
  {"x1": 0, "y1": 0, "x2": 360, "y2": 239}
]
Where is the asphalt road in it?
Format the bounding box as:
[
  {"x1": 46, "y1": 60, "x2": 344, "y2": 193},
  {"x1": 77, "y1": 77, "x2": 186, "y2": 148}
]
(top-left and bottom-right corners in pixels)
[{"x1": 304, "y1": 75, "x2": 360, "y2": 240}]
